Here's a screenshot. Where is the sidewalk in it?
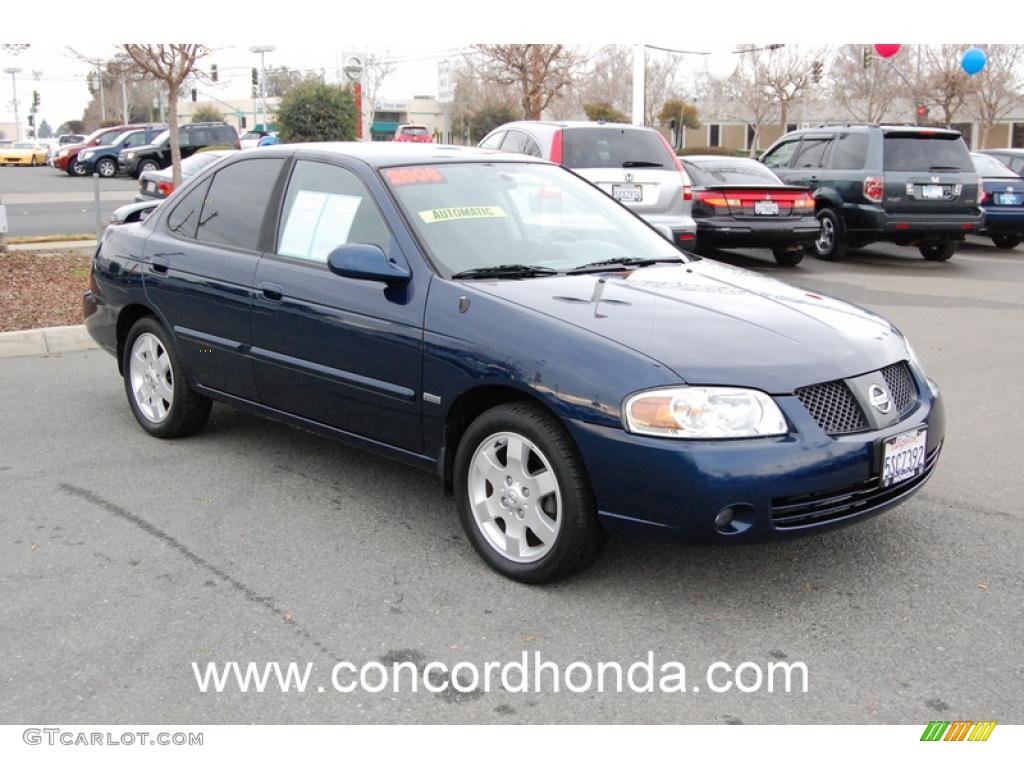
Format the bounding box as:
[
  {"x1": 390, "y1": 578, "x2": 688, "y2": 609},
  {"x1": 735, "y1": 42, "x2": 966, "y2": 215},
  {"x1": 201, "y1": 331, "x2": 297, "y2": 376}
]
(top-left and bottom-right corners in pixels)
[
  {"x1": 0, "y1": 324, "x2": 97, "y2": 358},
  {"x1": 5, "y1": 239, "x2": 98, "y2": 252}
]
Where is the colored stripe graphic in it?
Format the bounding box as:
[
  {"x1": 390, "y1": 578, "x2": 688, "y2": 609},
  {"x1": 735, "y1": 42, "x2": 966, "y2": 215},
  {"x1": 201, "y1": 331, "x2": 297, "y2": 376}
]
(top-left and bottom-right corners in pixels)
[
  {"x1": 968, "y1": 722, "x2": 997, "y2": 741},
  {"x1": 921, "y1": 721, "x2": 949, "y2": 741},
  {"x1": 944, "y1": 721, "x2": 972, "y2": 741}
]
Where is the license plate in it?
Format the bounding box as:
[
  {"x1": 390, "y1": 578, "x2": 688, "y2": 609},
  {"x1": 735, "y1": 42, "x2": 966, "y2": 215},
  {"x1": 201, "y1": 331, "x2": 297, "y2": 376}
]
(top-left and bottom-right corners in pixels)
[
  {"x1": 612, "y1": 184, "x2": 642, "y2": 203},
  {"x1": 881, "y1": 427, "x2": 928, "y2": 488},
  {"x1": 754, "y1": 200, "x2": 779, "y2": 215},
  {"x1": 921, "y1": 184, "x2": 943, "y2": 199},
  {"x1": 145, "y1": 182, "x2": 156, "y2": 192},
  {"x1": 996, "y1": 192, "x2": 1022, "y2": 206}
]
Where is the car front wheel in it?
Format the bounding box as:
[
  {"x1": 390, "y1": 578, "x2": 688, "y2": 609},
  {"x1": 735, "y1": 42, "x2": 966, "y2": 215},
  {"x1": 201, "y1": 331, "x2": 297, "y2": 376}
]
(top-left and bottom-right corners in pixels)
[
  {"x1": 813, "y1": 208, "x2": 848, "y2": 261},
  {"x1": 454, "y1": 402, "x2": 604, "y2": 583},
  {"x1": 96, "y1": 157, "x2": 118, "y2": 178},
  {"x1": 122, "y1": 317, "x2": 211, "y2": 439}
]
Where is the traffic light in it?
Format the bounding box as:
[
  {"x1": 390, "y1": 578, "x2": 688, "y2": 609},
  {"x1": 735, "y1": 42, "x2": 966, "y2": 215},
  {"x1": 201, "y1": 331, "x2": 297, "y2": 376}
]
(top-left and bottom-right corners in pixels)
[
  {"x1": 27, "y1": 114, "x2": 34, "y2": 127},
  {"x1": 916, "y1": 104, "x2": 930, "y2": 119},
  {"x1": 32, "y1": 90, "x2": 40, "y2": 109},
  {"x1": 240, "y1": 116, "x2": 247, "y2": 129},
  {"x1": 811, "y1": 60, "x2": 823, "y2": 83},
  {"x1": 251, "y1": 67, "x2": 258, "y2": 86},
  {"x1": 210, "y1": 64, "x2": 218, "y2": 82},
  {"x1": 863, "y1": 47, "x2": 872, "y2": 69},
  {"x1": 191, "y1": 88, "x2": 197, "y2": 102}
]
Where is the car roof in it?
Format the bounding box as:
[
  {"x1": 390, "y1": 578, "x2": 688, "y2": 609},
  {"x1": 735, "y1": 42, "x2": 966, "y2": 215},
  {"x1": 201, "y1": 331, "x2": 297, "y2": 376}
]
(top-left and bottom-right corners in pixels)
[
  {"x1": 498, "y1": 120, "x2": 656, "y2": 131},
  {"x1": 255, "y1": 142, "x2": 548, "y2": 168},
  {"x1": 680, "y1": 155, "x2": 752, "y2": 164},
  {"x1": 978, "y1": 148, "x2": 1024, "y2": 155}
]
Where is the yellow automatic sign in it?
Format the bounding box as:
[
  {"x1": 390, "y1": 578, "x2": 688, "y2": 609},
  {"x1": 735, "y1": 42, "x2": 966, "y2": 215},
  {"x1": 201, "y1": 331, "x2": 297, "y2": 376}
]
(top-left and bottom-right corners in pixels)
[{"x1": 418, "y1": 206, "x2": 508, "y2": 224}]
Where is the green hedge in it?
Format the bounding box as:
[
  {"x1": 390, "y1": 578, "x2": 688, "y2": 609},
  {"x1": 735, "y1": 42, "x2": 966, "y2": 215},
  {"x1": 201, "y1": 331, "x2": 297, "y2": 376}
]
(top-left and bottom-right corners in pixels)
[{"x1": 677, "y1": 146, "x2": 745, "y2": 157}]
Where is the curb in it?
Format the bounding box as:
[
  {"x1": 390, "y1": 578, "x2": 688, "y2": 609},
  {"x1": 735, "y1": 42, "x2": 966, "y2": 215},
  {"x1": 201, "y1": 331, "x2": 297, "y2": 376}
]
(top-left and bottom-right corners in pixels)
[
  {"x1": 0, "y1": 324, "x2": 98, "y2": 359},
  {"x1": 4, "y1": 240, "x2": 98, "y2": 252}
]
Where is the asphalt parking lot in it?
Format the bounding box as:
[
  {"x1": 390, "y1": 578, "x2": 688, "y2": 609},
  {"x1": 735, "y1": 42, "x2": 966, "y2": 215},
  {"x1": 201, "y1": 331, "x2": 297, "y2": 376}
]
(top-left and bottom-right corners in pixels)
[{"x1": 1, "y1": 239, "x2": 1022, "y2": 724}]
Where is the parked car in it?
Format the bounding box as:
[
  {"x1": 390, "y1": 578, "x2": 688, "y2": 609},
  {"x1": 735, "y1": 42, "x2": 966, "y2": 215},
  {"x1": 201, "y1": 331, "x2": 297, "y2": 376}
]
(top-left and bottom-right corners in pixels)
[
  {"x1": 136, "y1": 149, "x2": 236, "y2": 201},
  {"x1": 119, "y1": 122, "x2": 240, "y2": 178},
  {"x1": 976, "y1": 148, "x2": 1024, "y2": 177},
  {"x1": 480, "y1": 121, "x2": 698, "y2": 247},
  {"x1": 57, "y1": 133, "x2": 86, "y2": 146},
  {"x1": 54, "y1": 124, "x2": 161, "y2": 176},
  {"x1": 0, "y1": 139, "x2": 14, "y2": 149},
  {"x1": 393, "y1": 124, "x2": 433, "y2": 143},
  {"x1": 1, "y1": 141, "x2": 48, "y2": 166},
  {"x1": 84, "y1": 143, "x2": 944, "y2": 583},
  {"x1": 239, "y1": 130, "x2": 270, "y2": 150},
  {"x1": 77, "y1": 127, "x2": 164, "y2": 178},
  {"x1": 679, "y1": 155, "x2": 818, "y2": 265},
  {"x1": 971, "y1": 152, "x2": 1024, "y2": 249},
  {"x1": 761, "y1": 125, "x2": 983, "y2": 261}
]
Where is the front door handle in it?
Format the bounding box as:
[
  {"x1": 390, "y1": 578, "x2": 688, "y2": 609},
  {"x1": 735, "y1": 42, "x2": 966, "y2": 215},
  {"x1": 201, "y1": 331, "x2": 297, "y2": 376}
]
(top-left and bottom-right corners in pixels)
[
  {"x1": 258, "y1": 282, "x2": 284, "y2": 301},
  {"x1": 149, "y1": 256, "x2": 169, "y2": 274}
]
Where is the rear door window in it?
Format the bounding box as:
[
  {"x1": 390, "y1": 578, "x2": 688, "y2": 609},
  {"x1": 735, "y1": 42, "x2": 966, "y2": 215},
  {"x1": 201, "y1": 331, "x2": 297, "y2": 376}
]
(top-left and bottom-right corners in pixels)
[
  {"x1": 195, "y1": 158, "x2": 286, "y2": 251},
  {"x1": 883, "y1": 134, "x2": 972, "y2": 171},
  {"x1": 561, "y1": 128, "x2": 674, "y2": 170},
  {"x1": 829, "y1": 133, "x2": 869, "y2": 170}
]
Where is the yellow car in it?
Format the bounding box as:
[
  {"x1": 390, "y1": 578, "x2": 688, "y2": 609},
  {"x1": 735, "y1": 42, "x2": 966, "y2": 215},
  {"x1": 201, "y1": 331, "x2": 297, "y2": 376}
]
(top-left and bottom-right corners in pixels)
[{"x1": 1, "y1": 141, "x2": 48, "y2": 166}]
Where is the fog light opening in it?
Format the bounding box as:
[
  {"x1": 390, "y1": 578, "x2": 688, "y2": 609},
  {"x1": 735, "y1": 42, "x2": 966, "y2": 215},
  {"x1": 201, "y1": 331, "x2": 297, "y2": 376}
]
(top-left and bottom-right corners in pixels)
[{"x1": 713, "y1": 504, "x2": 755, "y2": 536}]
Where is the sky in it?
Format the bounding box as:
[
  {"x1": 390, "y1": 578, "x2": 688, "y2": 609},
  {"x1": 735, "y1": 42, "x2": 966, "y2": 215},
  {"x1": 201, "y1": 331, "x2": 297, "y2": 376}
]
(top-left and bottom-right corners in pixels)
[{"x1": 0, "y1": 0, "x2": 1007, "y2": 134}]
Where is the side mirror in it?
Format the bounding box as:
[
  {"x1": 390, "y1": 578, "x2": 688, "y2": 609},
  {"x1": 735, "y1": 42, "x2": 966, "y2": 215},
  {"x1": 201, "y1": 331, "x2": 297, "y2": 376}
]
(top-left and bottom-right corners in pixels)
[
  {"x1": 652, "y1": 223, "x2": 674, "y2": 242},
  {"x1": 327, "y1": 244, "x2": 411, "y2": 285}
]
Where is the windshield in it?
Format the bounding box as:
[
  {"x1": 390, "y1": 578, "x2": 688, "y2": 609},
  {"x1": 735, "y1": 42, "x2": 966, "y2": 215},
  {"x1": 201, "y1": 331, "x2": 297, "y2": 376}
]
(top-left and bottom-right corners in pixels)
[
  {"x1": 972, "y1": 154, "x2": 1016, "y2": 178},
  {"x1": 96, "y1": 130, "x2": 126, "y2": 146},
  {"x1": 13, "y1": 142, "x2": 35, "y2": 149},
  {"x1": 382, "y1": 162, "x2": 686, "y2": 276},
  {"x1": 562, "y1": 127, "x2": 676, "y2": 170},
  {"x1": 151, "y1": 130, "x2": 170, "y2": 146},
  {"x1": 399, "y1": 126, "x2": 429, "y2": 136},
  {"x1": 685, "y1": 160, "x2": 783, "y2": 186},
  {"x1": 883, "y1": 133, "x2": 972, "y2": 172}
]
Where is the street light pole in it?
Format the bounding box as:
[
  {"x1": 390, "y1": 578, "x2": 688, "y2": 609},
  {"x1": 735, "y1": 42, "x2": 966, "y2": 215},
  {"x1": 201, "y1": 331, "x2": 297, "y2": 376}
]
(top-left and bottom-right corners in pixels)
[
  {"x1": 249, "y1": 45, "x2": 275, "y2": 131},
  {"x1": 4, "y1": 68, "x2": 22, "y2": 140}
]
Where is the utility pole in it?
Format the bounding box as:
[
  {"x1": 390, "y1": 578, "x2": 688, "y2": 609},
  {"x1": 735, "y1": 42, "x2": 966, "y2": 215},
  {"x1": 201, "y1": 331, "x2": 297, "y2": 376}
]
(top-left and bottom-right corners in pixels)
[
  {"x1": 4, "y1": 68, "x2": 22, "y2": 140},
  {"x1": 249, "y1": 45, "x2": 275, "y2": 131},
  {"x1": 632, "y1": 44, "x2": 645, "y2": 126}
]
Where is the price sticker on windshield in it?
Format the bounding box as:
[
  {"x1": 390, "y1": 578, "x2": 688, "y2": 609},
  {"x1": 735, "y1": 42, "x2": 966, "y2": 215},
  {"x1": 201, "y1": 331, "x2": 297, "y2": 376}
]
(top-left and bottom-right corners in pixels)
[
  {"x1": 418, "y1": 206, "x2": 508, "y2": 224},
  {"x1": 384, "y1": 167, "x2": 447, "y2": 186}
]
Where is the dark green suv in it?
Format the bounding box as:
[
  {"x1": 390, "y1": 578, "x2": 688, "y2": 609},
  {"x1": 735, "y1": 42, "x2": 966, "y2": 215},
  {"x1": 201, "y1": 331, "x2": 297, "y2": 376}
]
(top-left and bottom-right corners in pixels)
[
  {"x1": 117, "y1": 122, "x2": 240, "y2": 178},
  {"x1": 761, "y1": 125, "x2": 984, "y2": 261}
]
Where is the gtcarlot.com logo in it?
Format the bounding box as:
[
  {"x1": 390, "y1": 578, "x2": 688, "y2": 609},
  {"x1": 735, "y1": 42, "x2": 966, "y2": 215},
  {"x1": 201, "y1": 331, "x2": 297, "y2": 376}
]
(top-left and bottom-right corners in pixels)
[{"x1": 920, "y1": 721, "x2": 997, "y2": 742}]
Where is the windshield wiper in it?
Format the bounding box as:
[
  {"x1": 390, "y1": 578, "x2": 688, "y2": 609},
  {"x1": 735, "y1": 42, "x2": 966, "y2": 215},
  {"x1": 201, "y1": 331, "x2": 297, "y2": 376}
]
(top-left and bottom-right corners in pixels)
[
  {"x1": 622, "y1": 160, "x2": 663, "y2": 168},
  {"x1": 451, "y1": 264, "x2": 558, "y2": 280},
  {"x1": 568, "y1": 256, "x2": 681, "y2": 273}
]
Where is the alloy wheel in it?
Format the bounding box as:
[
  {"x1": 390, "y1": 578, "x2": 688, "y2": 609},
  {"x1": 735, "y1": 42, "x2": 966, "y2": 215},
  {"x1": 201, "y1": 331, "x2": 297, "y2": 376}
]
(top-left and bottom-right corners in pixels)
[{"x1": 129, "y1": 332, "x2": 174, "y2": 423}]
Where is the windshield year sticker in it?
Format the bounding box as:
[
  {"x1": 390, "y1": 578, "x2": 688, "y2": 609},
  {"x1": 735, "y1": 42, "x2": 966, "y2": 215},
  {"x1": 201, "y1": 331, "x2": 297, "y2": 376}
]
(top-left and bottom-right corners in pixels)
[{"x1": 418, "y1": 206, "x2": 508, "y2": 224}]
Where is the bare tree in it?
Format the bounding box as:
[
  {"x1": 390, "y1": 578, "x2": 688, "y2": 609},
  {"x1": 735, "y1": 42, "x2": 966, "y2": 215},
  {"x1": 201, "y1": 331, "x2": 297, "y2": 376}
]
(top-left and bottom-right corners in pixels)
[
  {"x1": 915, "y1": 45, "x2": 973, "y2": 127},
  {"x1": 713, "y1": 57, "x2": 775, "y2": 155},
  {"x1": 550, "y1": 45, "x2": 631, "y2": 120},
  {"x1": 122, "y1": 45, "x2": 209, "y2": 185},
  {"x1": 738, "y1": 44, "x2": 823, "y2": 131},
  {"x1": 450, "y1": 52, "x2": 519, "y2": 141},
  {"x1": 643, "y1": 51, "x2": 681, "y2": 126},
  {"x1": 474, "y1": 44, "x2": 581, "y2": 120},
  {"x1": 829, "y1": 45, "x2": 901, "y2": 123},
  {"x1": 972, "y1": 44, "x2": 1024, "y2": 146},
  {"x1": 361, "y1": 53, "x2": 396, "y2": 136}
]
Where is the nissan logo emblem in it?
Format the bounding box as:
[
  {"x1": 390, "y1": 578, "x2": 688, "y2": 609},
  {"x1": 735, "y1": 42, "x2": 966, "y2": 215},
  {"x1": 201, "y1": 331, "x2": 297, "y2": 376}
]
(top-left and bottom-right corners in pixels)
[{"x1": 868, "y1": 384, "x2": 892, "y2": 414}]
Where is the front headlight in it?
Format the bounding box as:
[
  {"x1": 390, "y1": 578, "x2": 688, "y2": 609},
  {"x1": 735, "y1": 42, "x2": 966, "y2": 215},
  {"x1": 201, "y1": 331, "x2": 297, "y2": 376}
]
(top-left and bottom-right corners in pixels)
[
  {"x1": 623, "y1": 387, "x2": 788, "y2": 439},
  {"x1": 903, "y1": 337, "x2": 925, "y2": 376},
  {"x1": 58, "y1": 148, "x2": 68, "y2": 157},
  {"x1": 81, "y1": 151, "x2": 95, "y2": 160},
  {"x1": 125, "y1": 151, "x2": 136, "y2": 160}
]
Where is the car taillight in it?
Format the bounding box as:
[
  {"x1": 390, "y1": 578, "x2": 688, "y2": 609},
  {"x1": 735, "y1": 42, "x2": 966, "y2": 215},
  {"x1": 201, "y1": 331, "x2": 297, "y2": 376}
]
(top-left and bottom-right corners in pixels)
[
  {"x1": 793, "y1": 193, "x2": 815, "y2": 209},
  {"x1": 549, "y1": 129, "x2": 563, "y2": 164},
  {"x1": 682, "y1": 184, "x2": 692, "y2": 202},
  {"x1": 977, "y1": 180, "x2": 986, "y2": 205},
  {"x1": 863, "y1": 176, "x2": 884, "y2": 203},
  {"x1": 158, "y1": 182, "x2": 175, "y2": 197},
  {"x1": 695, "y1": 191, "x2": 740, "y2": 207},
  {"x1": 234, "y1": 137, "x2": 241, "y2": 149}
]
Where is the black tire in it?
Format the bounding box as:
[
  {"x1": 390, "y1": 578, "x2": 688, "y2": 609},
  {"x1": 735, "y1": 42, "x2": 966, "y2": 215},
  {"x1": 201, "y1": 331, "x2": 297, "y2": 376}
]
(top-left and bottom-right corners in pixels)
[
  {"x1": 122, "y1": 317, "x2": 211, "y2": 439},
  {"x1": 68, "y1": 158, "x2": 86, "y2": 177},
  {"x1": 919, "y1": 241, "x2": 958, "y2": 261},
  {"x1": 812, "y1": 208, "x2": 848, "y2": 261},
  {"x1": 772, "y1": 247, "x2": 804, "y2": 266},
  {"x1": 96, "y1": 157, "x2": 118, "y2": 178},
  {"x1": 454, "y1": 402, "x2": 605, "y2": 583},
  {"x1": 991, "y1": 234, "x2": 1022, "y2": 250},
  {"x1": 137, "y1": 159, "x2": 160, "y2": 176}
]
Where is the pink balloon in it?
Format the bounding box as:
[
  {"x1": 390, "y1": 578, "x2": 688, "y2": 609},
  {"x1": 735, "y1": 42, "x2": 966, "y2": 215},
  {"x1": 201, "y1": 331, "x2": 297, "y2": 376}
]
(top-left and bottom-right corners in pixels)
[{"x1": 874, "y1": 44, "x2": 902, "y2": 59}]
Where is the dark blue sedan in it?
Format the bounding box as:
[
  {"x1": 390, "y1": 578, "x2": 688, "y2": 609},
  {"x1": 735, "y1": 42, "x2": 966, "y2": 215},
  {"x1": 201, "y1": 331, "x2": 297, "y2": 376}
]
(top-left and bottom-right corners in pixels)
[
  {"x1": 972, "y1": 152, "x2": 1024, "y2": 249},
  {"x1": 83, "y1": 143, "x2": 944, "y2": 582}
]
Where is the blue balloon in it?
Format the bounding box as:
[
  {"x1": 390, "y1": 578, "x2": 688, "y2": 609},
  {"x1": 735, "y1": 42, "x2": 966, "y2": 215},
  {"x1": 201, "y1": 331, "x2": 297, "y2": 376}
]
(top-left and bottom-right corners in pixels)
[{"x1": 961, "y1": 47, "x2": 987, "y2": 76}]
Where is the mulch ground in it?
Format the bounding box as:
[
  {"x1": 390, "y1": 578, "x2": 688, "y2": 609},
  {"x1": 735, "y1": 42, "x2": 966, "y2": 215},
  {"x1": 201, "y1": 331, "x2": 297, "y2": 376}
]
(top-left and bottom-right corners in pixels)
[{"x1": 0, "y1": 249, "x2": 93, "y2": 332}]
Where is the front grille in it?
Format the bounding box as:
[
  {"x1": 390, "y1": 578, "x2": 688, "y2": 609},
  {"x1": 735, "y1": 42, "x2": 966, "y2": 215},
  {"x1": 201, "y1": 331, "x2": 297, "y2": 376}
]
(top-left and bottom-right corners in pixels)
[
  {"x1": 771, "y1": 444, "x2": 942, "y2": 529},
  {"x1": 881, "y1": 362, "x2": 916, "y2": 416},
  {"x1": 795, "y1": 380, "x2": 868, "y2": 435}
]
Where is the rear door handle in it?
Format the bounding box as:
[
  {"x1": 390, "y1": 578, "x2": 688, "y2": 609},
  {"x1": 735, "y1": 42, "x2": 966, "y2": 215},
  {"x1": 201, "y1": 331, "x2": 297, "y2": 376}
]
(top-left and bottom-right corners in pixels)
[{"x1": 258, "y1": 282, "x2": 284, "y2": 301}]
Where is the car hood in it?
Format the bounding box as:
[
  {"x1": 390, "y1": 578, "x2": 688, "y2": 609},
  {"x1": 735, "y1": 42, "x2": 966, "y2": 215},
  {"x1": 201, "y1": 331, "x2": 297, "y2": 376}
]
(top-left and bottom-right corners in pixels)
[{"x1": 468, "y1": 260, "x2": 907, "y2": 393}]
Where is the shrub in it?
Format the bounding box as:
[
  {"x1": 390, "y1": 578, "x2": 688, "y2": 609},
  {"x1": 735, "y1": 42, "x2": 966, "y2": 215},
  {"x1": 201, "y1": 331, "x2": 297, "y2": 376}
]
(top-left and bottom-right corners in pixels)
[{"x1": 276, "y1": 82, "x2": 356, "y2": 143}]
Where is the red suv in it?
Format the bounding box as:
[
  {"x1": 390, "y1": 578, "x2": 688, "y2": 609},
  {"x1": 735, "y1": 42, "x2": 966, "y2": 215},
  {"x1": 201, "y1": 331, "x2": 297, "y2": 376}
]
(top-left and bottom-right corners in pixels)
[
  {"x1": 393, "y1": 124, "x2": 433, "y2": 143},
  {"x1": 54, "y1": 124, "x2": 163, "y2": 176}
]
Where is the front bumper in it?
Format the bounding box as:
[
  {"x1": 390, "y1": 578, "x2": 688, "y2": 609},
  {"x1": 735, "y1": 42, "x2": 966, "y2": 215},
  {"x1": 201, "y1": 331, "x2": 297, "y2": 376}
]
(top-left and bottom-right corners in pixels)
[{"x1": 565, "y1": 375, "x2": 945, "y2": 543}]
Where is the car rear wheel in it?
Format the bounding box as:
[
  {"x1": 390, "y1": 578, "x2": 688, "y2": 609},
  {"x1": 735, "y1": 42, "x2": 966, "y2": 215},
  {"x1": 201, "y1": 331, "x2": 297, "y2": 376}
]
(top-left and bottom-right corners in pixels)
[
  {"x1": 919, "y1": 241, "x2": 958, "y2": 261},
  {"x1": 122, "y1": 317, "x2": 211, "y2": 439},
  {"x1": 454, "y1": 402, "x2": 604, "y2": 583},
  {"x1": 991, "y1": 234, "x2": 1022, "y2": 250},
  {"x1": 812, "y1": 208, "x2": 847, "y2": 261},
  {"x1": 772, "y1": 247, "x2": 804, "y2": 266},
  {"x1": 96, "y1": 157, "x2": 117, "y2": 178}
]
